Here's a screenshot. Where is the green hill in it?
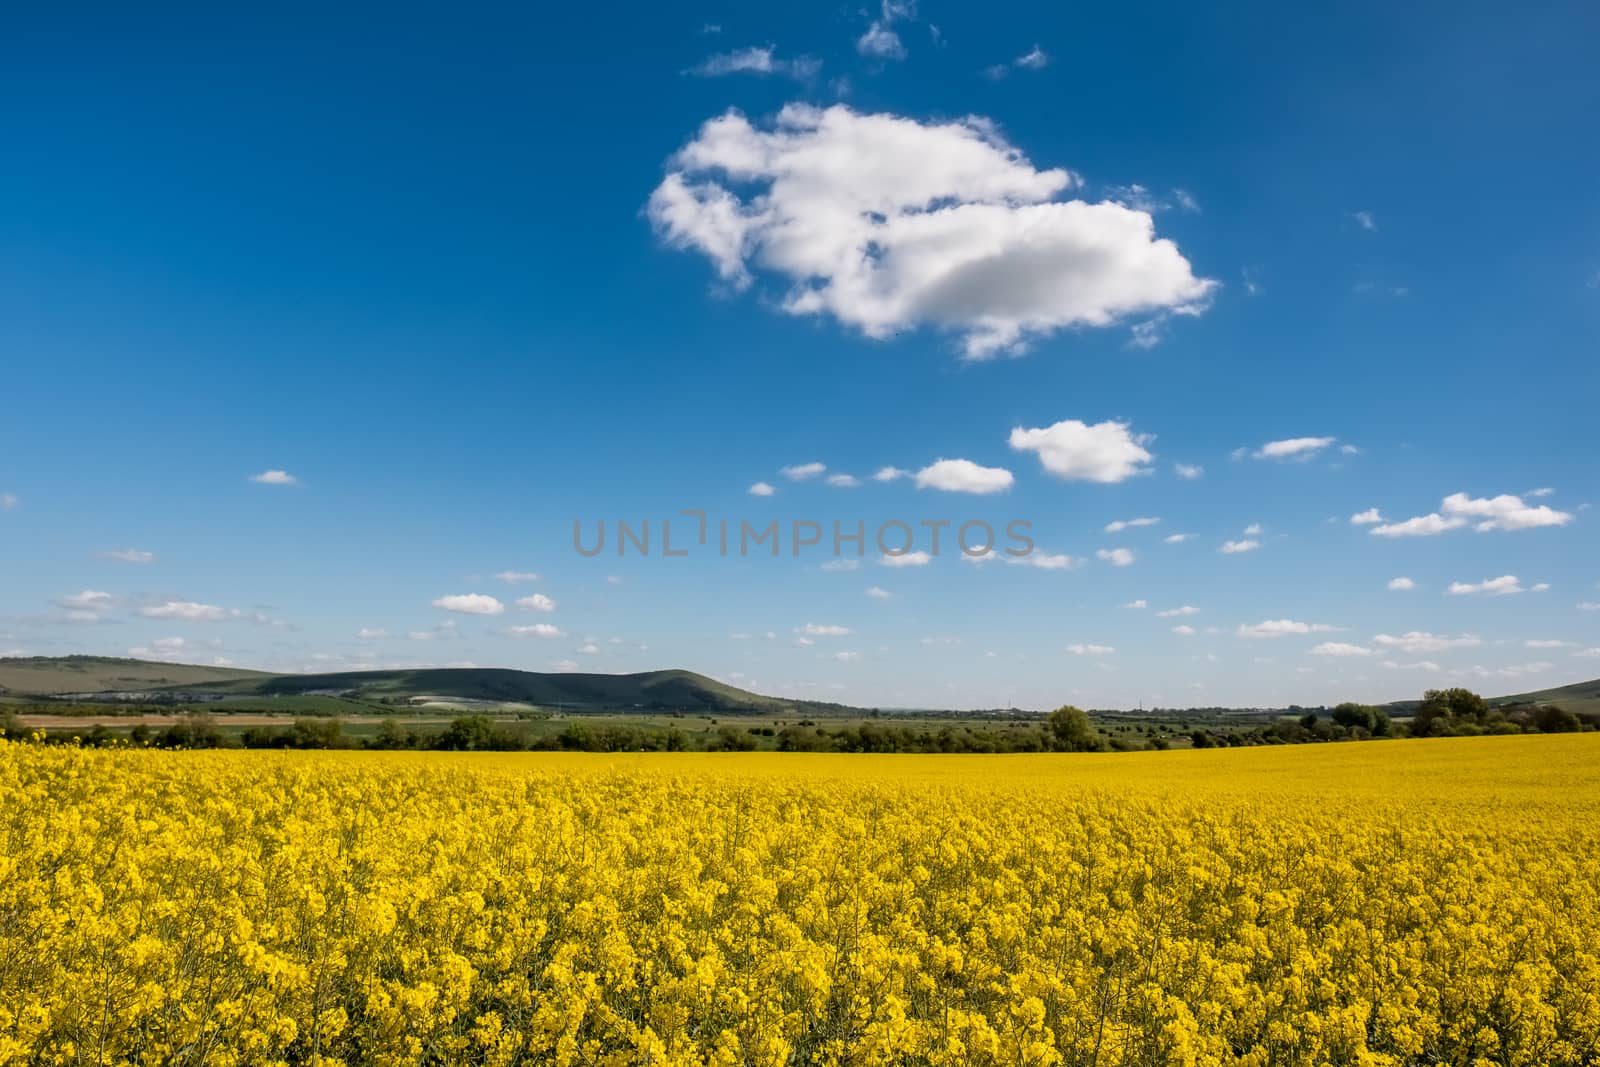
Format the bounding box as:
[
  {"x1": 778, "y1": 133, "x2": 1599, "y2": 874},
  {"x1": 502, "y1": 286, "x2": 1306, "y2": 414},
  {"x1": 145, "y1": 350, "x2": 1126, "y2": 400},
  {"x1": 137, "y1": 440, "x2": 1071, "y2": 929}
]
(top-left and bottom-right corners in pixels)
[
  {"x1": 1491, "y1": 677, "x2": 1600, "y2": 718},
  {"x1": 0, "y1": 655, "x2": 272, "y2": 696},
  {"x1": 0, "y1": 656, "x2": 855, "y2": 715}
]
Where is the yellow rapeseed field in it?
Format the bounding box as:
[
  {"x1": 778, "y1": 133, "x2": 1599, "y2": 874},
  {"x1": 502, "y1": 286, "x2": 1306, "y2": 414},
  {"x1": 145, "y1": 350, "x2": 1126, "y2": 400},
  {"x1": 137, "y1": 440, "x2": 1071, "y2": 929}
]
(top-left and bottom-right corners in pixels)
[{"x1": 3, "y1": 735, "x2": 1599, "y2": 1066}]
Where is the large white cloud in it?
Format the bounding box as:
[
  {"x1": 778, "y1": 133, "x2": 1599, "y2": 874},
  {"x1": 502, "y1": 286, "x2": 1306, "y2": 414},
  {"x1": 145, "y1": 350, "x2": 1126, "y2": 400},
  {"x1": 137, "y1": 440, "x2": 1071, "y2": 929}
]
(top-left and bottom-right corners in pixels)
[
  {"x1": 1372, "y1": 492, "x2": 1573, "y2": 537},
  {"x1": 1008, "y1": 419, "x2": 1153, "y2": 482},
  {"x1": 649, "y1": 105, "x2": 1216, "y2": 358}
]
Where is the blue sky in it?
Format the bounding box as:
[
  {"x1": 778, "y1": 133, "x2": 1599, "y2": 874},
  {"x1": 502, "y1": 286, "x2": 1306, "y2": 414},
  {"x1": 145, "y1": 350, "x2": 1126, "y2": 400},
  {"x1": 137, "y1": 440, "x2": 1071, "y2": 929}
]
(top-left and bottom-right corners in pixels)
[{"x1": 2, "y1": 1, "x2": 1597, "y2": 708}]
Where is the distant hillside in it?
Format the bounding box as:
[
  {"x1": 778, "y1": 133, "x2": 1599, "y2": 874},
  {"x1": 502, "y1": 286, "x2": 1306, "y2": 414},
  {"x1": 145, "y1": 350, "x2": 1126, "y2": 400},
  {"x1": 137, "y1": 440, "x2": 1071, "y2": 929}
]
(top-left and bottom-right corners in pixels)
[
  {"x1": 0, "y1": 656, "x2": 859, "y2": 715},
  {"x1": 0, "y1": 656, "x2": 272, "y2": 696},
  {"x1": 1492, "y1": 677, "x2": 1600, "y2": 718}
]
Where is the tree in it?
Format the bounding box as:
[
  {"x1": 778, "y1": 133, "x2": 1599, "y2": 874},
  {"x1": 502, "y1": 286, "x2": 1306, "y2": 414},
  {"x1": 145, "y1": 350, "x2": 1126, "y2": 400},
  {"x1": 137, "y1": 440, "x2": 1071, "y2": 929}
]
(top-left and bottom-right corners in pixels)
[
  {"x1": 1415, "y1": 687, "x2": 1489, "y2": 736},
  {"x1": 1332, "y1": 702, "x2": 1384, "y2": 734},
  {"x1": 1531, "y1": 704, "x2": 1581, "y2": 734},
  {"x1": 1047, "y1": 705, "x2": 1101, "y2": 752}
]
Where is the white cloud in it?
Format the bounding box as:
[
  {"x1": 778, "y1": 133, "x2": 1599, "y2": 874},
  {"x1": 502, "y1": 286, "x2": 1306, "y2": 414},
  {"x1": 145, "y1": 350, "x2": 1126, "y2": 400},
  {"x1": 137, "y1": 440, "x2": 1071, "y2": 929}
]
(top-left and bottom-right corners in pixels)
[
  {"x1": 821, "y1": 559, "x2": 861, "y2": 572},
  {"x1": 1014, "y1": 46, "x2": 1049, "y2": 71},
  {"x1": 1156, "y1": 605, "x2": 1198, "y2": 617},
  {"x1": 1574, "y1": 647, "x2": 1600, "y2": 659},
  {"x1": 1351, "y1": 210, "x2": 1377, "y2": 232},
  {"x1": 432, "y1": 593, "x2": 506, "y2": 616},
  {"x1": 517, "y1": 593, "x2": 557, "y2": 613},
  {"x1": 504, "y1": 623, "x2": 565, "y2": 639},
  {"x1": 1096, "y1": 547, "x2": 1135, "y2": 567},
  {"x1": 356, "y1": 627, "x2": 389, "y2": 639},
  {"x1": 97, "y1": 548, "x2": 155, "y2": 564},
  {"x1": 576, "y1": 642, "x2": 601, "y2": 655},
  {"x1": 140, "y1": 601, "x2": 232, "y2": 621},
  {"x1": 866, "y1": 586, "x2": 892, "y2": 599},
  {"x1": 1387, "y1": 576, "x2": 1417, "y2": 591},
  {"x1": 651, "y1": 106, "x2": 1214, "y2": 359},
  {"x1": 748, "y1": 481, "x2": 776, "y2": 497},
  {"x1": 1163, "y1": 533, "x2": 1193, "y2": 544},
  {"x1": 857, "y1": 23, "x2": 905, "y2": 60},
  {"x1": 1009, "y1": 419, "x2": 1154, "y2": 482},
  {"x1": 1581, "y1": 602, "x2": 1600, "y2": 611},
  {"x1": 1219, "y1": 539, "x2": 1260, "y2": 554},
  {"x1": 834, "y1": 650, "x2": 862, "y2": 662},
  {"x1": 1123, "y1": 599, "x2": 1147, "y2": 609},
  {"x1": 797, "y1": 623, "x2": 852, "y2": 636},
  {"x1": 1171, "y1": 625, "x2": 1196, "y2": 636},
  {"x1": 606, "y1": 575, "x2": 623, "y2": 585},
  {"x1": 1067, "y1": 643, "x2": 1115, "y2": 656},
  {"x1": 1340, "y1": 444, "x2": 1361, "y2": 455},
  {"x1": 1104, "y1": 516, "x2": 1160, "y2": 533},
  {"x1": 1380, "y1": 659, "x2": 1441, "y2": 672},
  {"x1": 1527, "y1": 487, "x2": 1555, "y2": 498},
  {"x1": 550, "y1": 659, "x2": 580, "y2": 672},
  {"x1": 914, "y1": 459, "x2": 1014, "y2": 494},
  {"x1": 1350, "y1": 508, "x2": 1384, "y2": 525},
  {"x1": 1246, "y1": 437, "x2": 1336, "y2": 461},
  {"x1": 1372, "y1": 631, "x2": 1482, "y2": 654},
  {"x1": 1237, "y1": 619, "x2": 1338, "y2": 638},
  {"x1": 1242, "y1": 523, "x2": 1263, "y2": 536},
  {"x1": 0, "y1": 493, "x2": 16, "y2": 509},
  {"x1": 780, "y1": 462, "x2": 826, "y2": 481},
  {"x1": 689, "y1": 46, "x2": 820, "y2": 80},
  {"x1": 1374, "y1": 492, "x2": 1573, "y2": 537},
  {"x1": 1447, "y1": 575, "x2": 1526, "y2": 596},
  {"x1": 1440, "y1": 492, "x2": 1573, "y2": 532},
  {"x1": 871, "y1": 466, "x2": 908, "y2": 482},
  {"x1": 1371, "y1": 513, "x2": 1468, "y2": 538},
  {"x1": 1006, "y1": 551, "x2": 1077, "y2": 570},
  {"x1": 494, "y1": 570, "x2": 540, "y2": 584},
  {"x1": 1173, "y1": 463, "x2": 1204, "y2": 480},
  {"x1": 1312, "y1": 642, "x2": 1372, "y2": 657},
  {"x1": 250, "y1": 470, "x2": 298, "y2": 485},
  {"x1": 57, "y1": 590, "x2": 118, "y2": 612},
  {"x1": 826, "y1": 473, "x2": 861, "y2": 488},
  {"x1": 880, "y1": 551, "x2": 932, "y2": 567},
  {"x1": 1525, "y1": 639, "x2": 1571, "y2": 649}
]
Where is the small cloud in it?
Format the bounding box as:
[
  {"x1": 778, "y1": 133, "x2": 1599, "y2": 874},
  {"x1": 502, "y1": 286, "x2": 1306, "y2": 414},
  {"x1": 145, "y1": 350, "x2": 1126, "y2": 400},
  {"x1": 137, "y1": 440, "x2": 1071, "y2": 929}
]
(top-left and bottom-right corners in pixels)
[
  {"x1": 550, "y1": 659, "x2": 580, "y2": 672},
  {"x1": 1373, "y1": 631, "x2": 1481, "y2": 654},
  {"x1": 880, "y1": 551, "x2": 932, "y2": 567},
  {"x1": 1096, "y1": 547, "x2": 1135, "y2": 567},
  {"x1": 139, "y1": 601, "x2": 230, "y2": 622},
  {"x1": 1351, "y1": 210, "x2": 1377, "y2": 232},
  {"x1": 857, "y1": 22, "x2": 905, "y2": 60},
  {"x1": 606, "y1": 575, "x2": 623, "y2": 585},
  {"x1": 748, "y1": 481, "x2": 776, "y2": 497},
  {"x1": 1312, "y1": 642, "x2": 1372, "y2": 657},
  {"x1": 96, "y1": 548, "x2": 155, "y2": 564},
  {"x1": 781, "y1": 462, "x2": 826, "y2": 481},
  {"x1": 1171, "y1": 625, "x2": 1197, "y2": 636},
  {"x1": 1350, "y1": 508, "x2": 1384, "y2": 525},
  {"x1": 1174, "y1": 463, "x2": 1204, "y2": 480},
  {"x1": 576, "y1": 642, "x2": 601, "y2": 655},
  {"x1": 1163, "y1": 533, "x2": 1194, "y2": 544},
  {"x1": 1243, "y1": 523, "x2": 1263, "y2": 535},
  {"x1": 504, "y1": 623, "x2": 565, "y2": 639},
  {"x1": 1066, "y1": 643, "x2": 1114, "y2": 656},
  {"x1": 1527, "y1": 487, "x2": 1555, "y2": 498},
  {"x1": 356, "y1": 627, "x2": 388, "y2": 639},
  {"x1": 1245, "y1": 438, "x2": 1336, "y2": 461},
  {"x1": 1387, "y1": 577, "x2": 1416, "y2": 591},
  {"x1": 495, "y1": 570, "x2": 540, "y2": 584},
  {"x1": 872, "y1": 466, "x2": 908, "y2": 482},
  {"x1": 797, "y1": 623, "x2": 852, "y2": 636},
  {"x1": 1006, "y1": 551, "x2": 1077, "y2": 570},
  {"x1": 834, "y1": 650, "x2": 862, "y2": 662},
  {"x1": 1237, "y1": 619, "x2": 1339, "y2": 638},
  {"x1": 1526, "y1": 639, "x2": 1570, "y2": 649},
  {"x1": 1104, "y1": 516, "x2": 1160, "y2": 533},
  {"x1": 1014, "y1": 44, "x2": 1048, "y2": 70},
  {"x1": 866, "y1": 586, "x2": 892, "y2": 600},
  {"x1": 1009, "y1": 419, "x2": 1154, "y2": 483},
  {"x1": 1156, "y1": 605, "x2": 1199, "y2": 617},
  {"x1": 432, "y1": 593, "x2": 506, "y2": 616},
  {"x1": 1447, "y1": 575, "x2": 1526, "y2": 596},
  {"x1": 821, "y1": 559, "x2": 862, "y2": 572},
  {"x1": 1123, "y1": 599, "x2": 1148, "y2": 609},
  {"x1": 826, "y1": 473, "x2": 861, "y2": 488},
  {"x1": 914, "y1": 459, "x2": 1014, "y2": 495},
  {"x1": 1220, "y1": 539, "x2": 1260, "y2": 554},
  {"x1": 250, "y1": 470, "x2": 298, "y2": 485},
  {"x1": 0, "y1": 493, "x2": 17, "y2": 509},
  {"x1": 688, "y1": 46, "x2": 820, "y2": 80},
  {"x1": 517, "y1": 594, "x2": 557, "y2": 613}
]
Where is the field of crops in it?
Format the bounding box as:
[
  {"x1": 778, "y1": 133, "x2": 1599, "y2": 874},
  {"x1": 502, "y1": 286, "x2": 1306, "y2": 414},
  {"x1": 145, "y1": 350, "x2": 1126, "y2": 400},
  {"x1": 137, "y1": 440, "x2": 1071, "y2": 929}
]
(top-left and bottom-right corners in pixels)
[{"x1": 4, "y1": 737, "x2": 1599, "y2": 1066}]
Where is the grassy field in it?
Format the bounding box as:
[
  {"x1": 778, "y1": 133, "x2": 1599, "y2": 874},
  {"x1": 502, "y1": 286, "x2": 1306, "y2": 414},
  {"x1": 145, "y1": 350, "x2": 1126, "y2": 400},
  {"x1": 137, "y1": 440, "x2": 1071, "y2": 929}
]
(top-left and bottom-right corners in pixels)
[{"x1": 4, "y1": 735, "x2": 1597, "y2": 1065}]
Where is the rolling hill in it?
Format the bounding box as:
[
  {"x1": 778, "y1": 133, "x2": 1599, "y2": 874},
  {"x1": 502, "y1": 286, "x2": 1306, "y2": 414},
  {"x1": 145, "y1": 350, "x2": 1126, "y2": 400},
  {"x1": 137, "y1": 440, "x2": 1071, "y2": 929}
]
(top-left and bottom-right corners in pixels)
[
  {"x1": 0, "y1": 656, "x2": 857, "y2": 715},
  {"x1": 1491, "y1": 677, "x2": 1600, "y2": 718}
]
